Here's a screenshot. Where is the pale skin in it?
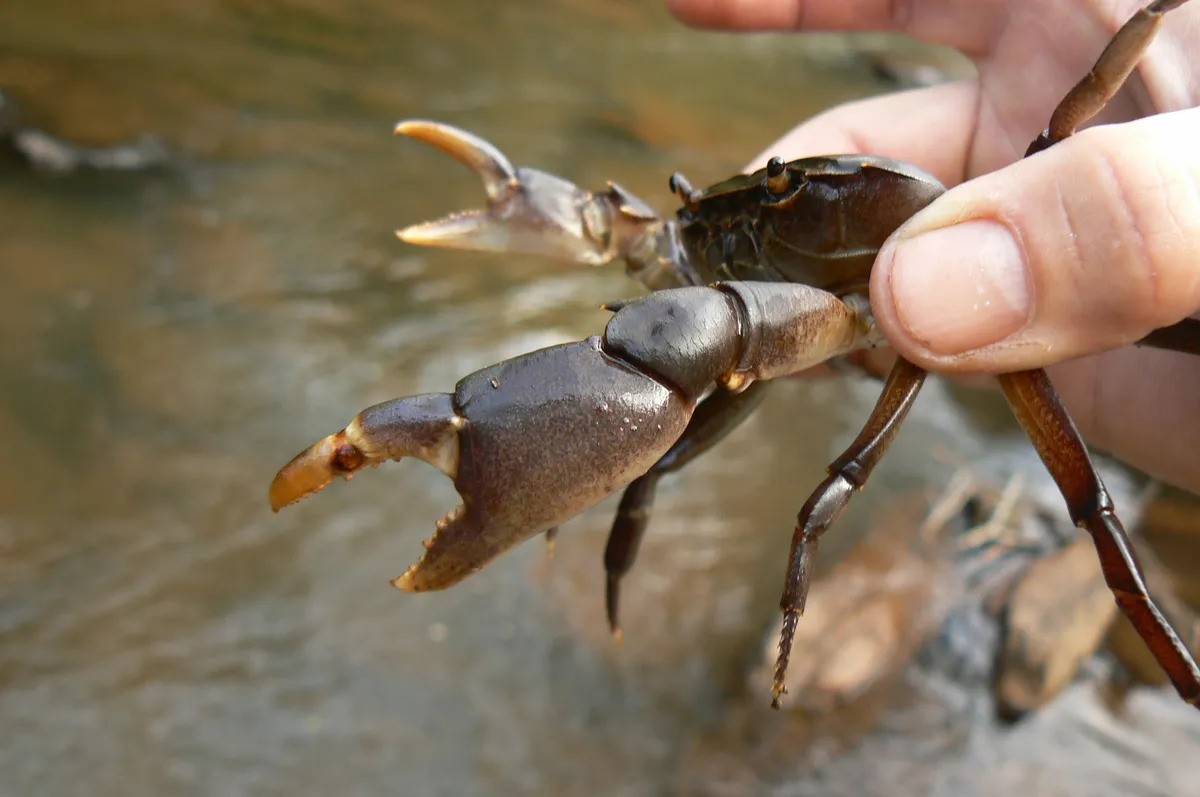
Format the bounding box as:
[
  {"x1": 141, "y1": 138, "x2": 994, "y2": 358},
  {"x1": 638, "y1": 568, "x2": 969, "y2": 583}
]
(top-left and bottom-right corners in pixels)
[{"x1": 666, "y1": 0, "x2": 1200, "y2": 493}]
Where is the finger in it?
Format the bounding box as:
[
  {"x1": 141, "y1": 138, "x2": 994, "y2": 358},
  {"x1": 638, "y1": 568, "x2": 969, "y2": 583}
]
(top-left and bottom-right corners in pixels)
[
  {"x1": 870, "y1": 108, "x2": 1200, "y2": 374},
  {"x1": 665, "y1": 0, "x2": 1006, "y2": 52},
  {"x1": 743, "y1": 80, "x2": 980, "y2": 186},
  {"x1": 1050, "y1": 347, "x2": 1200, "y2": 494}
]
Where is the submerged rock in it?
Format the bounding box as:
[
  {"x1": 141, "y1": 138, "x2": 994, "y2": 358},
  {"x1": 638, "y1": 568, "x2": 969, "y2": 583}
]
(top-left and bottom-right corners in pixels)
[{"x1": 0, "y1": 89, "x2": 167, "y2": 174}]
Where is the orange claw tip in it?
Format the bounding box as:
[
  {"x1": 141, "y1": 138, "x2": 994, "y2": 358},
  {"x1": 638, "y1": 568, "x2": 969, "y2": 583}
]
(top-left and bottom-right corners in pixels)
[
  {"x1": 391, "y1": 119, "x2": 516, "y2": 201},
  {"x1": 392, "y1": 119, "x2": 437, "y2": 136},
  {"x1": 268, "y1": 432, "x2": 359, "y2": 512},
  {"x1": 390, "y1": 573, "x2": 415, "y2": 592},
  {"x1": 391, "y1": 567, "x2": 429, "y2": 593},
  {"x1": 393, "y1": 119, "x2": 458, "y2": 140}
]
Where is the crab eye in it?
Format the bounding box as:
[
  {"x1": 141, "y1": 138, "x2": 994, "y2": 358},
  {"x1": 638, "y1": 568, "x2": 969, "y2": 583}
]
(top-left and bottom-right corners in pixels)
[
  {"x1": 764, "y1": 156, "x2": 789, "y2": 194},
  {"x1": 669, "y1": 172, "x2": 700, "y2": 210}
]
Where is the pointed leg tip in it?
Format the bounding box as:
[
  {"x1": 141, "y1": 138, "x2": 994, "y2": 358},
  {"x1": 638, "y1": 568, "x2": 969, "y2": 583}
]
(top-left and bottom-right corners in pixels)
[{"x1": 605, "y1": 575, "x2": 624, "y2": 643}]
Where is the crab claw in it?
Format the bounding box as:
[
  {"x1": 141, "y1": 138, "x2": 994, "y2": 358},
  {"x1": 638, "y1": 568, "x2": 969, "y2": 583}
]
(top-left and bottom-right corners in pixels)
[
  {"x1": 271, "y1": 337, "x2": 693, "y2": 592},
  {"x1": 394, "y1": 119, "x2": 666, "y2": 272},
  {"x1": 269, "y1": 393, "x2": 462, "y2": 513},
  {"x1": 272, "y1": 281, "x2": 870, "y2": 593}
]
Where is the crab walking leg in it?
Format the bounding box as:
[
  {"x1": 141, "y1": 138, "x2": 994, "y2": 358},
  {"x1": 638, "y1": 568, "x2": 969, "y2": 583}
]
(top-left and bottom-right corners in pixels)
[
  {"x1": 605, "y1": 381, "x2": 773, "y2": 636},
  {"x1": 999, "y1": 370, "x2": 1200, "y2": 707},
  {"x1": 1027, "y1": 0, "x2": 1200, "y2": 360},
  {"x1": 1004, "y1": 0, "x2": 1200, "y2": 707},
  {"x1": 270, "y1": 282, "x2": 877, "y2": 594},
  {"x1": 771, "y1": 357, "x2": 927, "y2": 707},
  {"x1": 1028, "y1": 0, "x2": 1192, "y2": 155}
]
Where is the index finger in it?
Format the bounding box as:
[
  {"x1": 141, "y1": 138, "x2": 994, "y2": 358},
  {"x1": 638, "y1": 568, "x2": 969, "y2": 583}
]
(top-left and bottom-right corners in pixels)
[{"x1": 665, "y1": 0, "x2": 1006, "y2": 52}]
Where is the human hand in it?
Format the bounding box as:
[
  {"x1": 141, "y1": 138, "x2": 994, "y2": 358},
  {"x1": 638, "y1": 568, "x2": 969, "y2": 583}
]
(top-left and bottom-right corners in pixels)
[{"x1": 668, "y1": 0, "x2": 1200, "y2": 492}]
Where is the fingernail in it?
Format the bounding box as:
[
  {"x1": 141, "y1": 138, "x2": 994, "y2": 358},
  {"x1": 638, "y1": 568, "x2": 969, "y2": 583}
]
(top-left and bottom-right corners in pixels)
[{"x1": 885, "y1": 220, "x2": 1031, "y2": 356}]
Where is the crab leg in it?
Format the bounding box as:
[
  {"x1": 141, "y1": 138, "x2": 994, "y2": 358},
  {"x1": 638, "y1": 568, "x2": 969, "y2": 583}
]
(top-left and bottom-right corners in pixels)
[
  {"x1": 1028, "y1": 0, "x2": 1190, "y2": 155},
  {"x1": 1138, "y1": 318, "x2": 1200, "y2": 357},
  {"x1": 394, "y1": 120, "x2": 692, "y2": 289},
  {"x1": 770, "y1": 0, "x2": 1200, "y2": 712},
  {"x1": 999, "y1": 370, "x2": 1200, "y2": 706},
  {"x1": 1006, "y1": 0, "x2": 1200, "y2": 709},
  {"x1": 604, "y1": 380, "x2": 773, "y2": 636},
  {"x1": 771, "y1": 357, "x2": 928, "y2": 707},
  {"x1": 1027, "y1": 0, "x2": 1200, "y2": 361},
  {"x1": 270, "y1": 281, "x2": 878, "y2": 592}
]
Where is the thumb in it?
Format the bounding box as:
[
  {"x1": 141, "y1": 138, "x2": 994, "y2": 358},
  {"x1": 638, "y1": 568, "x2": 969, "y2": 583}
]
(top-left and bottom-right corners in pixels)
[{"x1": 870, "y1": 108, "x2": 1200, "y2": 373}]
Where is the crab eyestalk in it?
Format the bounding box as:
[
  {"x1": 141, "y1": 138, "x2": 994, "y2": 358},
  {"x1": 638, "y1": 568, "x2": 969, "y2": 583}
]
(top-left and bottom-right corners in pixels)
[{"x1": 394, "y1": 119, "x2": 686, "y2": 289}]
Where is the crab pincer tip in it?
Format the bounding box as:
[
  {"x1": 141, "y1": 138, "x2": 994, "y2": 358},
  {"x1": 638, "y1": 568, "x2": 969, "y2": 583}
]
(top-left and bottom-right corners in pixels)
[
  {"x1": 268, "y1": 432, "x2": 364, "y2": 511},
  {"x1": 390, "y1": 572, "x2": 417, "y2": 592},
  {"x1": 393, "y1": 119, "x2": 423, "y2": 136}
]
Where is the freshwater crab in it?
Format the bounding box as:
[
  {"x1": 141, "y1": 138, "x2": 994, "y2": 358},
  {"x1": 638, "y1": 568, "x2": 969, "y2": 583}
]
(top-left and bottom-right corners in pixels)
[{"x1": 272, "y1": 0, "x2": 1200, "y2": 710}]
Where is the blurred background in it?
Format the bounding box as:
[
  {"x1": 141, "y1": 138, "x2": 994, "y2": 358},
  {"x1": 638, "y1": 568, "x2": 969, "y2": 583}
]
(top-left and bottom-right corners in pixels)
[{"x1": 1, "y1": 2, "x2": 1197, "y2": 795}]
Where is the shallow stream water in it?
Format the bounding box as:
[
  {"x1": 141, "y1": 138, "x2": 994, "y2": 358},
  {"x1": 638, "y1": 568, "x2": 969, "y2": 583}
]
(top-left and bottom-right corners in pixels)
[{"x1": 1, "y1": 2, "x2": 1197, "y2": 795}]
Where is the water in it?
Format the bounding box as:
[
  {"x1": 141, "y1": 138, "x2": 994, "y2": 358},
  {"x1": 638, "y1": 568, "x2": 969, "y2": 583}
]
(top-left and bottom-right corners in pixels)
[{"x1": 0, "y1": 2, "x2": 1195, "y2": 795}]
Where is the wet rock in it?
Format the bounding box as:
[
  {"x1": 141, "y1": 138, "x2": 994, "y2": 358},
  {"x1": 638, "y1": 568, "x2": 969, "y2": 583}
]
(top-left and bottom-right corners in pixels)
[{"x1": 0, "y1": 89, "x2": 168, "y2": 174}]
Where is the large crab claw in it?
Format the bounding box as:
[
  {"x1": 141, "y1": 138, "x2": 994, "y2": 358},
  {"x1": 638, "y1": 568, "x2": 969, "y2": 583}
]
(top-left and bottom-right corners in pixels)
[
  {"x1": 271, "y1": 282, "x2": 872, "y2": 593},
  {"x1": 394, "y1": 120, "x2": 680, "y2": 287},
  {"x1": 270, "y1": 338, "x2": 692, "y2": 592}
]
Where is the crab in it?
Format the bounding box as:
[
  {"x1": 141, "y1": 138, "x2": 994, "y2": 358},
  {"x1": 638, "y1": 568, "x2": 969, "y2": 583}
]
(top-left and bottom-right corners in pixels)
[{"x1": 271, "y1": 0, "x2": 1200, "y2": 709}]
